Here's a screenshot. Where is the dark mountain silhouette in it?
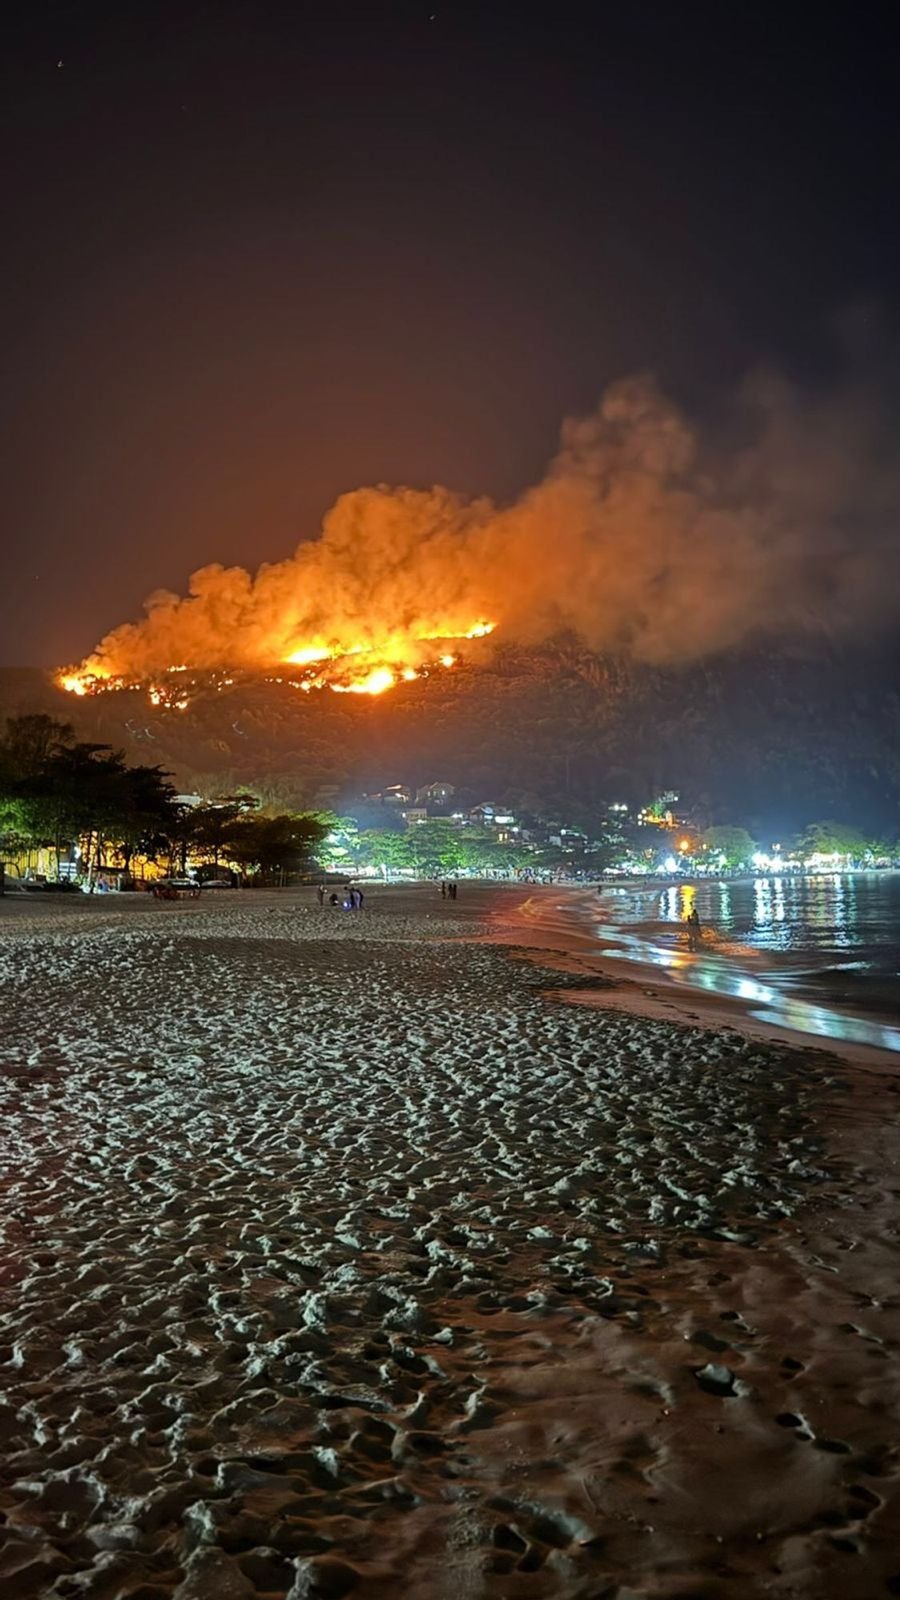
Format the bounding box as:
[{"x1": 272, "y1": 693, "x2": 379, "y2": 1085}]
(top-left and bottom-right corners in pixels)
[{"x1": 2, "y1": 640, "x2": 898, "y2": 836}]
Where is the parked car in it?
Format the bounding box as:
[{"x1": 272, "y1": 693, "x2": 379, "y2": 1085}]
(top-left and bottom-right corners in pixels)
[{"x1": 198, "y1": 878, "x2": 235, "y2": 889}]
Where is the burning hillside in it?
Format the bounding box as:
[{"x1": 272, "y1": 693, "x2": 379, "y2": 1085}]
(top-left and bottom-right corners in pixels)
[
  {"x1": 58, "y1": 371, "x2": 900, "y2": 707},
  {"x1": 27, "y1": 634, "x2": 900, "y2": 834},
  {"x1": 59, "y1": 623, "x2": 495, "y2": 710}
]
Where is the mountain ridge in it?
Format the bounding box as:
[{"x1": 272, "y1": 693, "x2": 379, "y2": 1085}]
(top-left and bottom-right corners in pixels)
[{"x1": 1, "y1": 641, "x2": 897, "y2": 834}]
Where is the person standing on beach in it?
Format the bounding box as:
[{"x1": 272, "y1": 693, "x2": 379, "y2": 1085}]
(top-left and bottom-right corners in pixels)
[
  {"x1": 355, "y1": 886, "x2": 364, "y2": 910},
  {"x1": 316, "y1": 883, "x2": 325, "y2": 908},
  {"x1": 686, "y1": 906, "x2": 701, "y2": 950},
  {"x1": 440, "y1": 881, "x2": 447, "y2": 898}
]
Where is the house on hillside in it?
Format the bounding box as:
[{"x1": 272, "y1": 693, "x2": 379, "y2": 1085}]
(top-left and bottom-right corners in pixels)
[
  {"x1": 469, "y1": 802, "x2": 516, "y2": 827},
  {"x1": 415, "y1": 781, "x2": 455, "y2": 805},
  {"x1": 468, "y1": 802, "x2": 496, "y2": 823},
  {"x1": 363, "y1": 784, "x2": 413, "y2": 805}
]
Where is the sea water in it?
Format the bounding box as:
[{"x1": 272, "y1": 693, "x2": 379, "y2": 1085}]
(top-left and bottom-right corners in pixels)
[{"x1": 594, "y1": 872, "x2": 900, "y2": 1054}]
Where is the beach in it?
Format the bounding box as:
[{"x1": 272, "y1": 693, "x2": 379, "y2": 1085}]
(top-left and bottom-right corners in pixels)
[
  {"x1": 1, "y1": 885, "x2": 899, "y2": 1599},
  {"x1": 508, "y1": 881, "x2": 900, "y2": 1061}
]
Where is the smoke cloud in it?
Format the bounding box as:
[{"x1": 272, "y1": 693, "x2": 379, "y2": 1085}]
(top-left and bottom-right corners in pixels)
[{"x1": 72, "y1": 371, "x2": 900, "y2": 679}]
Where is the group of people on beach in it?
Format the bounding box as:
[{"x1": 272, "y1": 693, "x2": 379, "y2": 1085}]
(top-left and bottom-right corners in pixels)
[
  {"x1": 316, "y1": 883, "x2": 364, "y2": 911},
  {"x1": 440, "y1": 881, "x2": 459, "y2": 900}
]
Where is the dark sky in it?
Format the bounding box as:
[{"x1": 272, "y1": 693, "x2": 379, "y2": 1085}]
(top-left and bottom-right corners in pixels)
[{"x1": 3, "y1": 1, "x2": 899, "y2": 666}]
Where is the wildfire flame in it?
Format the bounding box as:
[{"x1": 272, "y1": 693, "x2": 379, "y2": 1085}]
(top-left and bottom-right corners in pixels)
[
  {"x1": 283, "y1": 644, "x2": 333, "y2": 667},
  {"x1": 330, "y1": 666, "x2": 397, "y2": 696},
  {"x1": 57, "y1": 623, "x2": 495, "y2": 706}
]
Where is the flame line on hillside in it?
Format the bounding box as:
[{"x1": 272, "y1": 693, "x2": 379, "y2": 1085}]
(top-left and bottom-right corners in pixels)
[{"x1": 56, "y1": 627, "x2": 493, "y2": 709}]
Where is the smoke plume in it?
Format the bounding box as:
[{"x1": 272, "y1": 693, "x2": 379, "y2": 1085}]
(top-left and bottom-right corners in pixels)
[{"x1": 70, "y1": 371, "x2": 900, "y2": 680}]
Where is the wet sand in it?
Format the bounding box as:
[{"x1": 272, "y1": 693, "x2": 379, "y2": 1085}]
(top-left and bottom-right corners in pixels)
[
  {"x1": 503, "y1": 886, "x2": 900, "y2": 1064},
  {"x1": 1, "y1": 885, "x2": 899, "y2": 1598}
]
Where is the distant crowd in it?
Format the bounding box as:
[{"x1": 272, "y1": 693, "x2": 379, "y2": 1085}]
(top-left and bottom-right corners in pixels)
[
  {"x1": 312, "y1": 879, "x2": 462, "y2": 911},
  {"x1": 317, "y1": 883, "x2": 365, "y2": 910}
]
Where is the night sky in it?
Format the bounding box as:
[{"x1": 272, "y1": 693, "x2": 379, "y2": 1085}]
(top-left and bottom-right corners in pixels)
[{"x1": 3, "y1": 2, "x2": 899, "y2": 667}]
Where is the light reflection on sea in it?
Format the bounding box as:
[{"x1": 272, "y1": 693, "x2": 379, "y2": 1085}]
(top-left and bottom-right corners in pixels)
[{"x1": 593, "y1": 873, "x2": 900, "y2": 1055}]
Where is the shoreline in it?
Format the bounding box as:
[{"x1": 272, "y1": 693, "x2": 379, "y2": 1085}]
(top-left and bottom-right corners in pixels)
[
  {"x1": 5, "y1": 874, "x2": 897, "y2": 1063},
  {"x1": 491, "y1": 884, "x2": 900, "y2": 1070}
]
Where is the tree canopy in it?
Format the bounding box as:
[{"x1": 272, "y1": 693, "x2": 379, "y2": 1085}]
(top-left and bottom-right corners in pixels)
[
  {"x1": 798, "y1": 821, "x2": 869, "y2": 858},
  {"x1": 702, "y1": 825, "x2": 757, "y2": 868},
  {"x1": 0, "y1": 715, "x2": 177, "y2": 874}
]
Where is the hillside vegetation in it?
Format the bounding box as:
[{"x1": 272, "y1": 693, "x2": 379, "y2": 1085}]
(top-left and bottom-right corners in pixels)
[{"x1": 2, "y1": 640, "x2": 898, "y2": 831}]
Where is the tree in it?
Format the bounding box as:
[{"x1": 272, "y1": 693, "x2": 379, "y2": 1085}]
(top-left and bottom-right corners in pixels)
[
  {"x1": 702, "y1": 825, "x2": 756, "y2": 869},
  {"x1": 4, "y1": 739, "x2": 126, "y2": 875},
  {"x1": 0, "y1": 716, "x2": 179, "y2": 880},
  {"x1": 456, "y1": 827, "x2": 528, "y2": 874},
  {"x1": 44, "y1": 743, "x2": 159, "y2": 878},
  {"x1": 309, "y1": 812, "x2": 362, "y2": 869},
  {"x1": 0, "y1": 713, "x2": 74, "y2": 779},
  {"x1": 226, "y1": 813, "x2": 326, "y2": 882},
  {"x1": 162, "y1": 802, "x2": 200, "y2": 876},
  {"x1": 108, "y1": 765, "x2": 178, "y2": 872},
  {"x1": 0, "y1": 715, "x2": 76, "y2": 865},
  {"x1": 863, "y1": 833, "x2": 900, "y2": 862},
  {"x1": 798, "y1": 821, "x2": 867, "y2": 860},
  {"x1": 354, "y1": 829, "x2": 413, "y2": 874},
  {"x1": 403, "y1": 820, "x2": 466, "y2": 875},
  {"x1": 188, "y1": 802, "x2": 245, "y2": 868}
]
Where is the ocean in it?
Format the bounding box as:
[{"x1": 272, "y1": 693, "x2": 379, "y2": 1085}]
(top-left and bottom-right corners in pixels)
[{"x1": 592, "y1": 872, "x2": 900, "y2": 1054}]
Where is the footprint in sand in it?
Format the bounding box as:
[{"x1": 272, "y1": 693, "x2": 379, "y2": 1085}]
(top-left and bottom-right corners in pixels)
[{"x1": 693, "y1": 1362, "x2": 739, "y2": 1396}]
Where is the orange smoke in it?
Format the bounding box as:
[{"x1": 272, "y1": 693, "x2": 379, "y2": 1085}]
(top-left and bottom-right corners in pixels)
[{"x1": 58, "y1": 371, "x2": 898, "y2": 705}]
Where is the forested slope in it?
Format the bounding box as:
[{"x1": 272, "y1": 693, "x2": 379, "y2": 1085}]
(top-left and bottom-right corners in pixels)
[{"x1": 2, "y1": 640, "x2": 898, "y2": 832}]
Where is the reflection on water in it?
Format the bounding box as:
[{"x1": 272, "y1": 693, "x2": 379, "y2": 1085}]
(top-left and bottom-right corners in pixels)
[
  {"x1": 645, "y1": 872, "x2": 880, "y2": 956},
  {"x1": 596, "y1": 872, "x2": 900, "y2": 1054}
]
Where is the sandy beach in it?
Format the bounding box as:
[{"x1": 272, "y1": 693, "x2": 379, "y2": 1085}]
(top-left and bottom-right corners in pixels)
[{"x1": 1, "y1": 884, "x2": 899, "y2": 1599}]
